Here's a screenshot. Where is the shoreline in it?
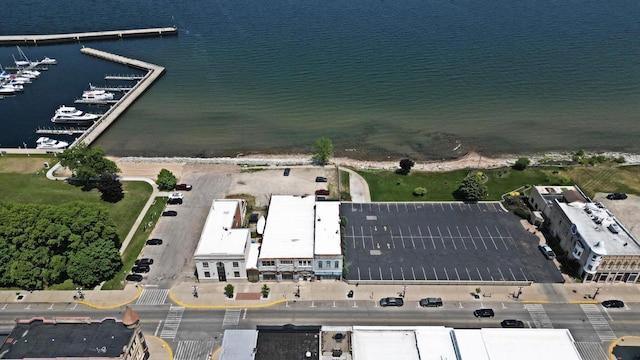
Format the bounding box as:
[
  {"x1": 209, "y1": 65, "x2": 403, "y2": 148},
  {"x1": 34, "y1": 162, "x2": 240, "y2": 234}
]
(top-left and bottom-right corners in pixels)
[{"x1": 112, "y1": 150, "x2": 640, "y2": 174}]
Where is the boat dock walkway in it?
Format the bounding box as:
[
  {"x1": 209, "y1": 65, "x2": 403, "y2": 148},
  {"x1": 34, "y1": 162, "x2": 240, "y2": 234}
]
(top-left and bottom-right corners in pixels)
[
  {"x1": 104, "y1": 74, "x2": 144, "y2": 81},
  {"x1": 0, "y1": 27, "x2": 177, "y2": 45},
  {"x1": 36, "y1": 128, "x2": 87, "y2": 135},
  {"x1": 89, "y1": 84, "x2": 133, "y2": 92},
  {"x1": 74, "y1": 99, "x2": 118, "y2": 105}
]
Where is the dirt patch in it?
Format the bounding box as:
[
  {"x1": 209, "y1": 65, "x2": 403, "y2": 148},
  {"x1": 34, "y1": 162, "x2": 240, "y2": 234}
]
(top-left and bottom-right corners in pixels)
[{"x1": 0, "y1": 157, "x2": 51, "y2": 174}]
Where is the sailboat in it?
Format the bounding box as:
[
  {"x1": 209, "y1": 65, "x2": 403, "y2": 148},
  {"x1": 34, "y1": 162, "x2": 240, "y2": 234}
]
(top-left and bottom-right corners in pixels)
[{"x1": 14, "y1": 46, "x2": 36, "y2": 67}]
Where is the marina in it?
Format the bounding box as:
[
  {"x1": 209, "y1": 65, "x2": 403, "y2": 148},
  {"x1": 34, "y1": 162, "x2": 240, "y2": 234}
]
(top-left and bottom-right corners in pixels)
[
  {"x1": 36, "y1": 128, "x2": 87, "y2": 135},
  {"x1": 104, "y1": 74, "x2": 145, "y2": 81},
  {"x1": 74, "y1": 99, "x2": 118, "y2": 105},
  {"x1": 0, "y1": 27, "x2": 178, "y2": 45},
  {"x1": 89, "y1": 84, "x2": 134, "y2": 92}
]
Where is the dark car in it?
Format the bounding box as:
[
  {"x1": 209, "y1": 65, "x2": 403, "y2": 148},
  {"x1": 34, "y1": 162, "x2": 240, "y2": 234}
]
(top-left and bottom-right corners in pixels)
[
  {"x1": 167, "y1": 198, "x2": 183, "y2": 205},
  {"x1": 315, "y1": 189, "x2": 330, "y2": 196},
  {"x1": 379, "y1": 297, "x2": 404, "y2": 307},
  {"x1": 131, "y1": 265, "x2": 150, "y2": 273},
  {"x1": 146, "y1": 238, "x2": 163, "y2": 245},
  {"x1": 315, "y1": 176, "x2": 328, "y2": 183},
  {"x1": 473, "y1": 308, "x2": 495, "y2": 318},
  {"x1": 283, "y1": 168, "x2": 291, "y2": 176},
  {"x1": 175, "y1": 183, "x2": 192, "y2": 191},
  {"x1": 419, "y1": 297, "x2": 443, "y2": 307},
  {"x1": 606, "y1": 193, "x2": 627, "y2": 200},
  {"x1": 125, "y1": 274, "x2": 143, "y2": 282},
  {"x1": 501, "y1": 319, "x2": 525, "y2": 328},
  {"x1": 135, "y1": 258, "x2": 154, "y2": 266},
  {"x1": 162, "y1": 210, "x2": 178, "y2": 217},
  {"x1": 602, "y1": 300, "x2": 625, "y2": 308}
]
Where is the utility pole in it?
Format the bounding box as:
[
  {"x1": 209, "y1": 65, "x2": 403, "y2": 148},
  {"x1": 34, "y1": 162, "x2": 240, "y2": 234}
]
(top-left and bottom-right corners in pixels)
[
  {"x1": 295, "y1": 285, "x2": 301, "y2": 298},
  {"x1": 592, "y1": 287, "x2": 601, "y2": 300},
  {"x1": 515, "y1": 287, "x2": 523, "y2": 299}
]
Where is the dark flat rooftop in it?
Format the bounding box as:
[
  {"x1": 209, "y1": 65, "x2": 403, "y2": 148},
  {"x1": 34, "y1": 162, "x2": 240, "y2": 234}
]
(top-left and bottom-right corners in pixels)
[
  {"x1": 255, "y1": 325, "x2": 321, "y2": 360},
  {"x1": 0, "y1": 319, "x2": 133, "y2": 358}
]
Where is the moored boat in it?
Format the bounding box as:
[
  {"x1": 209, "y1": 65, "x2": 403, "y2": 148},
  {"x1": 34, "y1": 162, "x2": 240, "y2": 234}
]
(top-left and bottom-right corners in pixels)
[
  {"x1": 51, "y1": 105, "x2": 101, "y2": 124},
  {"x1": 39, "y1": 57, "x2": 57, "y2": 65},
  {"x1": 81, "y1": 89, "x2": 115, "y2": 101},
  {"x1": 35, "y1": 137, "x2": 69, "y2": 149}
]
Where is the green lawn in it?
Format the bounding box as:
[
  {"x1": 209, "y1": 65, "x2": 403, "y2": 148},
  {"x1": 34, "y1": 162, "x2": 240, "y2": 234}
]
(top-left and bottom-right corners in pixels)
[
  {"x1": 357, "y1": 167, "x2": 566, "y2": 201},
  {"x1": 556, "y1": 165, "x2": 640, "y2": 198}
]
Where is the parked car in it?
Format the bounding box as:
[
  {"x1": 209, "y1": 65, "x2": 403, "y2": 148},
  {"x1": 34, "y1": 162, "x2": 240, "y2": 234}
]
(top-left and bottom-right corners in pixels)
[
  {"x1": 500, "y1": 319, "x2": 525, "y2": 328},
  {"x1": 473, "y1": 308, "x2": 495, "y2": 318},
  {"x1": 538, "y1": 244, "x2": 556, "y2": 260},
  {"x1": 125, "y1": 274, "x2": 143, "y2": 282},
  {"x1": 167, "y1": 198, "x2": 183, "y2": 205},
  {"x1": 131, "y1": 265, "x2": 150, "y2": 273},
  {"x1": 175, "y1": 183, "x2": 192, "y2": 191},
  {"x1": 606, "y1": 193, "x2": 627, "y2": 200},
  {"x1": 283, "y1": 168, "x2": 291, "y2": 176},
  {"x1": 162, "y1": 210, "x2": 178, "y2": 217},
  {"x1": 601, "y1": 300, "x2": 625, "y2": 308},
  {"x1": 315, "y1": 176, "x2": 328, "y2": 183},
  {"x1": 146, "y1": 238, "x2": 163, "y2": 245},
  {"x1": 169, "y1": 192, "x2": 184, "y2": 200},
  {"x1": 379, "y1": 297, "x2": 404, "y2": 307},
  {"x1": 135, "y1": 258, "x2": 154, "y2": 266},
  {"x1": 315, "y1": 189, "x2": 330, "y2": 196},
  {"x1": 419, "y1": 297, "x2": 443, "y2": 307}
]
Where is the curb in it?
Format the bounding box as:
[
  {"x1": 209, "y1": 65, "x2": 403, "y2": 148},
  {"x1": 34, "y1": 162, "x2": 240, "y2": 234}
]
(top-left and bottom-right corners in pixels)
[
  {"x1": 568, "y1": 300, "x2": 599, "y2": 304},
  {"x1": 147, "y1": 335, "x2": 174, "y2": 360},
  {"x1": 78, "y1": 286, "x2": 143, "y2": 309},
  {"x1": 168, "y1": 288, "x2": 287, "y2": 309},
  {"x1": 520, "y1": 300, "x2": 550, "y2": 304}
]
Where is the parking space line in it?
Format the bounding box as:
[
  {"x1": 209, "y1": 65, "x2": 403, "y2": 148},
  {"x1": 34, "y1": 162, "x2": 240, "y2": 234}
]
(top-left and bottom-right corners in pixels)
[
  {"x1": 422, "y1": 267, "x2": 427, "y2": 279},
  {"x1": 400, "y1": 267, "x2": 405, "y2": 280},
  {"x1": 447, "y1": 227, "x2": 457, "y2": 250},
  {"x1": 520, "y1": 268, "x2": 529, "y2": 282},
  {"x1": 476, "y1": 267, "x2": 483, "y2": 281},
  {"x1": 466, "y1": 226, "x2": 478, "y2": 249},
  {"x1": 390, "y1": 229, "x2": 397, "y2": 249},
  {"x1": 427, "y1": 226, "x2": 436, "y2": 249},
  {"x1": 456, "y1": 226, "x2": 467, "y2": 250},
  {"x1": 494, "y1": 226, "x2": 510, "y2": 250},
  {"x1": 417, "y1": 226, "x2": 427, "y2": 249},
  {"x1": 487, "y1": 267, "x2": 494, "y2": 281},
  {"x1": 509, "y1": 268, "x2": 517, "y2": 281},
  {"x1": 411, "y1": 267, "x2": 416, "y2": 280},
  {"x1": 378, "y1": 267, "x2": 383, "y2": 280},
  {"x1": 454, "y1": 268, "x2": 461, "y2": 280},
  {"x1": 357, "y1": 268, "x2": 362, "y2": 280},
  {"x1": 465, "y1": 267, "x2": 471, "y2": 279},
  {"x1": 437, "y1": 226, "x2": 446, "y2": 249},
  {"x1": 475, "y1": 227, "x2": 489, "y2": 250},
  {"x1": 433, "y1": 267, "x2": 438, "y2": 280},
  {"x1": 444, "y1": 268, "x2": 450, "y2": 280},
  {"x1": 497, "y1": 268, "x2": 506, "y2": 281},
  {"x1": 407, "y1": 227, "x2": 416, "y2": 249},
  {"x1": 368, "y1": 267, "x2": 373, "y2": 280},
  {"x1": 484, "y1": 226, "x2": 499, "y2": 250}
]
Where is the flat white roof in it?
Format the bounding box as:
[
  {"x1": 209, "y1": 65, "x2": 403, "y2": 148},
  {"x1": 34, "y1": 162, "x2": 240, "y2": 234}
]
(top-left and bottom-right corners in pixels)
[
  {"x1": 220, "y1": 330, "x2": 258, "y2": 360},
  {"x1": 415, "y1": 327, "x2": 457, "y2": 360},
  {"x1": 259, "y1": 195, "x2": 316, "y2": 259},
  {"x1": 471, "y1": 329, "x2": 581, "y2": 360},
  {"x1": 314, "y1": 201, "x2": 341, "y2": 255},
  {"x1": 246, "y1": 243, "x2": 260, "y2": 270},
  {"x1": 352, "y1": 328, "x2": 420, "y2": 360},
  {"x1": 194, "y1": 200, "x2": 249, "y2": 257},
  {"x1": 558, "y1": 201, "x2": 640, "y2": 256}
]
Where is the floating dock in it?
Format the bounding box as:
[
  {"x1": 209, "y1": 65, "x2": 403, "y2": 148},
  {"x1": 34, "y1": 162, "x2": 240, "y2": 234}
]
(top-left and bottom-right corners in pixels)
[
  {"x1": 104, "y1": 74, "x2": 145, "y2": 81},
  {"x1": 74, "y1": 99, "x2": 118, "y2": 105},
  {"x1": 36, "y1": 128, "x2": 86, "y2": 135},
  {"x1": 0, "y1": 27, "x2": 178, "y2": 45},
  {"x1": 89, "y1": 84, "x2": 133, "y2": 92}
]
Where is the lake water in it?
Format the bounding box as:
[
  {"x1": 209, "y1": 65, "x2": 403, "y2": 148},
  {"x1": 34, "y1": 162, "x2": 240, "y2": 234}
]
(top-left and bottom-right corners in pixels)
[{"x1": 1, "y1": 0, "x2": 640, "y2": 160}]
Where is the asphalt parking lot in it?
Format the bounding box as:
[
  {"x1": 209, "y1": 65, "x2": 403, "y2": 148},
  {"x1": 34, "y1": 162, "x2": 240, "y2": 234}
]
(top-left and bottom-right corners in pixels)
[{"x1": 341, "y1": 202, "x2": 564, "y2": 283}]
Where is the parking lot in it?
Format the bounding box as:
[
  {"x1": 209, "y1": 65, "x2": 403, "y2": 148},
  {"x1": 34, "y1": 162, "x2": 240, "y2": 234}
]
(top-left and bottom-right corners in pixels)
[{"x1": 341, "y1": 202, "x2": 564, "y2": 283}]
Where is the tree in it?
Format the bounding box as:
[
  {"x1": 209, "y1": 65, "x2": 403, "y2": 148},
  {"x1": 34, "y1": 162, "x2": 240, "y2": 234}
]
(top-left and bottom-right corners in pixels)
[
  {"x1": 224, "y1": 284, "x2": 235, "y2": 298},
  {"x1": 455, "y1": 175, "x2": 488, "y2": 201},
  {"x1": 157, "y1": 168, "x2": 177, "y2": 191},
  {"x1": 67, "y1": 239, "x2": 122, "y2": 288},
  {"x1": 312, "y1": 137, "x2": 333, "y2": 165},
  {"x1": 98, "y1": 173, "x2": 124, "y2": 202},
  {"x1": 397, "y1": 158, "x2": 415, "y2": 175},
  {"x1": 261, "y1": 284, "x2": 270, "y2": 298},
  {"x1": 58, "y1": 143, "x2": 120, "y2": 183},
  {"x1": 512, "y1": 157, "x2": 531, "y2": 170}
]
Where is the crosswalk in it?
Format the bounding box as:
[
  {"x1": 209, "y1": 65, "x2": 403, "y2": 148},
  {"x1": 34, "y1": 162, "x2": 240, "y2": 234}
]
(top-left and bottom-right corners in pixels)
[
  {"x1": 174, "y1": 340, "x2": 216, "y2": 360},
  {"x1": 222, "y1": 309, "x2": 242, "y2": 327},
  {"x1": 136, "y1": 289, "x2": 169, "y2": 305},
  {"x1": 574, "y1": 342, "x2": 608, "y2": 360},
  {"x1": 524, "y1": 304, "x2": 553, "y2": 328},
  {"x1": 160, "y1": 305, "x2": 185, "y2": 339},
  {"x1": 580, "y1": 304, "x2": 617, "y2": 342}
]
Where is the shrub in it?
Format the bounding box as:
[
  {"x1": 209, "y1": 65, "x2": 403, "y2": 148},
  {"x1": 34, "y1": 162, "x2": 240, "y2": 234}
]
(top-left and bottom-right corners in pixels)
[
  {"x1": 224, "y1": 284, "x2": 234, "y2": 298},
  {"x1": 512, "y1": 157, "x2": 531, "y2": 171},
  {"x1": 413, "y1": 187, "x2": 427, "y2": 196}
]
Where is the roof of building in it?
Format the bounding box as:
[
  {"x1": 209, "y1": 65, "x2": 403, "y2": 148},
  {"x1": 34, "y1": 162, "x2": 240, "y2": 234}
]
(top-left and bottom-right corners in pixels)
[
  {"x1": 259, "y1": 195, "x2": 316, "y2": 260},
  {"x1": 194, "y1": 200, "x2": 249, "y2": 257},
  {"x1": 246, "y1": 242, "x2": 260, "y2": 270},
  {"x1": 0, "y1": 317, "x2": 135, "y2": 358},
  {"x1": 314, "y1": 201, "x2": 341, "y2": 256},
  {"x1": 220, "y1": 330, "x2": 258, "y2": 360},
  {"x1": 557, "y1": 201, "x2": 640, "y2": 256},
  {"x1": 254, "y1": 325, "x2": 321, "y2": 360}
]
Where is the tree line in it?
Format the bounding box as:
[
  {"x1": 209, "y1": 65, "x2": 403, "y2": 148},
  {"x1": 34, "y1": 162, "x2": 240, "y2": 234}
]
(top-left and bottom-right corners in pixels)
[{"x1": 0, "y1": 202, "x2": 122, "y2": 289}]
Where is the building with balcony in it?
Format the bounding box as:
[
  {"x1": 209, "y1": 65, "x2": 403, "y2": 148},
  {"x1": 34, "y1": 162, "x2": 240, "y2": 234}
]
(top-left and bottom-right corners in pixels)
[
  {"x1": 0, "y1": 308, "x2": 148, "y2": 359},
  {"x1": 194, "y1": 199, "x2": 253, "y2": 281}
]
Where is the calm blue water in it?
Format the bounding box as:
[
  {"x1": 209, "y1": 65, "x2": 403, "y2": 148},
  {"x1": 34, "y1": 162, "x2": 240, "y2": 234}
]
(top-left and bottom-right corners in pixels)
[{"x1": 1, "y1": 0, "x2": 640, "y2": 159}]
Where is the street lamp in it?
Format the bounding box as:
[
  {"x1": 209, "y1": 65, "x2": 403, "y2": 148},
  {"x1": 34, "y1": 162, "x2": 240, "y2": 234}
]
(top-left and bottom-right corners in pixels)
[
  {"x1": 193, "y1": 286, "x2": 198, "y2": 298},
  {"x1": 592, "y1": 287, "x2": 601, "y2": 300},
  {"x1": 295, "y1": 285, "x2": 300, "y2": 298},
  {"x1": 515, "y1": 287, "x2": 523, "y2": 299},
  {"x1": 401, "y1": 286, "x2": 407, "y2": 298}
]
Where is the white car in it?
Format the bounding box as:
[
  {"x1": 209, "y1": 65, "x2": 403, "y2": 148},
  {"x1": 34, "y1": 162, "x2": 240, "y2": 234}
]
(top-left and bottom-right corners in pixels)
[
  {"x1": 538, "y1": 244, "x2": 556, "y2": 260},
  {"x1": 169, "y1": 192, "x2": 184, "y2": 200}
]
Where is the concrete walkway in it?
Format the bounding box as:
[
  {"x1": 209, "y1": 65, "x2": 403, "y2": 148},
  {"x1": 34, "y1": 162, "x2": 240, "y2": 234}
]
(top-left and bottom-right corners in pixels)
[{"x1": 341, "y1": 167, "x2": 371, "y2": 203}]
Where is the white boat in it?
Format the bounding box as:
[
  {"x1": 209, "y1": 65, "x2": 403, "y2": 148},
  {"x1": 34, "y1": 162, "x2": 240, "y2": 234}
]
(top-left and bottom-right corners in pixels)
[
  {"x1": 51, "y1": 105, "x2": 100, "y2": 124},
  {"x1": 19, "y1": 69, "x2": 40, "y2": 78},
  {"x1": 82, "y1": 89, "x2": 114, "y2": 101},
  {"x1": 13, "y1": 47, "x2": 37, "y2": 67},
  {"x1": 0, "y1": 85, "x2": 17, "y2": 95},
  {"x1": 8, "y1": 76, "x2": 31, "y2": 84},
  {"x1": 39, "y1": 57, "x2": 57, "y2": 65},
  {"x1": 35, "y1": 137, "x2": 68, "y2": 149}
]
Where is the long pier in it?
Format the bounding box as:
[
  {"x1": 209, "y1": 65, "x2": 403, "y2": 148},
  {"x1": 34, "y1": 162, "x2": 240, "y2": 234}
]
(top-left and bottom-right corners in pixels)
[{"x1": 0, "y1": 26, "x2": 177, "y2": 45}]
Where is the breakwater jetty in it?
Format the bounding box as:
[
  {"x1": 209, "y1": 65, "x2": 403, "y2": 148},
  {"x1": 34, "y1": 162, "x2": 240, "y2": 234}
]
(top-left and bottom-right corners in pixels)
[{"x1": 0, "y1": 27, "x2": 177, "y2": 45}]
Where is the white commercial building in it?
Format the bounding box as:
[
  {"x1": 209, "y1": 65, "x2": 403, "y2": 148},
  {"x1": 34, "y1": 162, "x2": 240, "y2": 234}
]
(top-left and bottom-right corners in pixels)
[
  {"x1": 258, "y1": 195, "x2": 342, "y2": 281},
  {"x1": 193, "y1": 199, "x2": 251, "y2": 281}
]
